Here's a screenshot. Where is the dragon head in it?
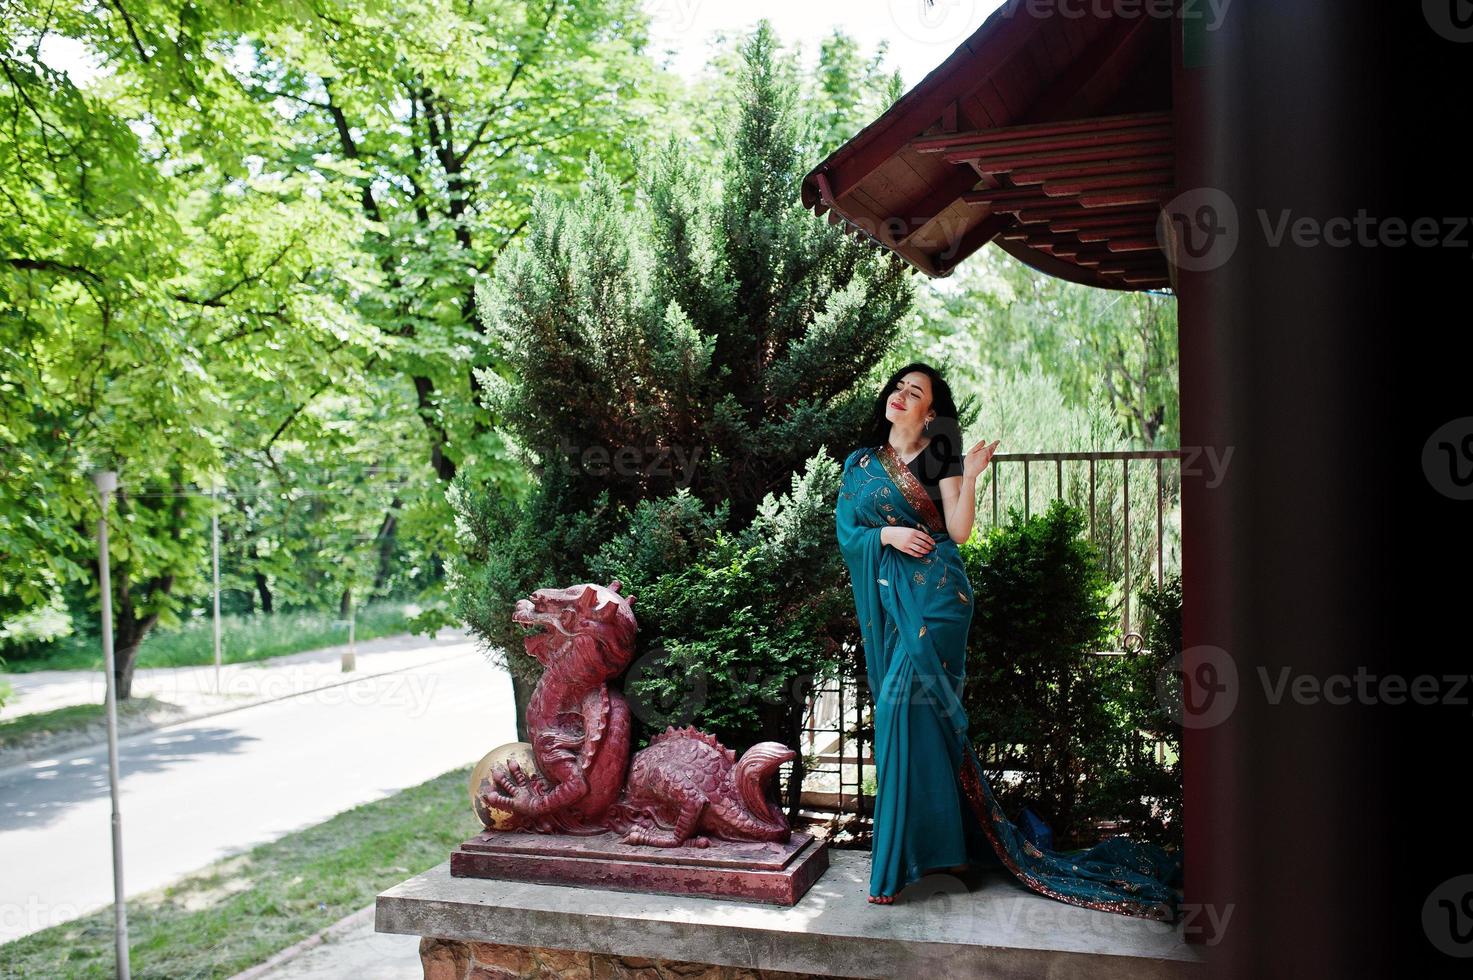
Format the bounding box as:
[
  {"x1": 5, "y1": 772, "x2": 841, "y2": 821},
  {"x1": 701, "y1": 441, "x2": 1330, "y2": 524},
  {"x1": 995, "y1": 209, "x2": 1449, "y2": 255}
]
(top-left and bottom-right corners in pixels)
[{"x1": 511, "y1": 579, "x2": 638, "y2": 670}]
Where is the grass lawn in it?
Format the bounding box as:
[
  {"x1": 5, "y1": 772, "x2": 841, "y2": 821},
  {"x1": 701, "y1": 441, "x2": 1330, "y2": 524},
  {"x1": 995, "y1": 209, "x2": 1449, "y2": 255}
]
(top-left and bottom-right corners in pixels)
[
  {"x1": 0, "y1": 698, "x2": 176, "y2": 753},
  {"x1": 0, "y1": 766, "x2": 477, "y2": 979},
  {"x1": 1, "y1": 602, "x2": 416, "y2": 675}
]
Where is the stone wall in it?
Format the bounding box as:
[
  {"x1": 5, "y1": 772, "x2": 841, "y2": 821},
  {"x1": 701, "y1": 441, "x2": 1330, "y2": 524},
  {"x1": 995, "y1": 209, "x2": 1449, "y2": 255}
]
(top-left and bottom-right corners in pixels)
[{"x1": 419, "y1": 937, "x2": 843, "y2": 980}]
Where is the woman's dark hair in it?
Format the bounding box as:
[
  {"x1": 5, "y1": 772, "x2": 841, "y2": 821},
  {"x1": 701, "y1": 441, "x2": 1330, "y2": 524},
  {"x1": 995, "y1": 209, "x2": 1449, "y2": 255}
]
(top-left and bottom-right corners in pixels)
[{"x1": 857, "y1": 361, "x2": 964, "y2": 464}]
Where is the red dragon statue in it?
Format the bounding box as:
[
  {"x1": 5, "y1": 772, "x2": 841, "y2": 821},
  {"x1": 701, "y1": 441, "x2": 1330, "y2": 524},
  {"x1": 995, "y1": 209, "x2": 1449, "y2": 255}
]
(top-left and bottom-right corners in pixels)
[{"x1": 476, "y1": 580, "x2": 795, "y2": 848}]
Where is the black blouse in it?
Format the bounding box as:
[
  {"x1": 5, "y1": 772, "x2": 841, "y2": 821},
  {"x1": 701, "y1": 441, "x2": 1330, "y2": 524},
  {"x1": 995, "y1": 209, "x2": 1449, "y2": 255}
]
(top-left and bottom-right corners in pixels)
[{"x1": 903, "y1": 436, "x2": 963, "y2": 512}]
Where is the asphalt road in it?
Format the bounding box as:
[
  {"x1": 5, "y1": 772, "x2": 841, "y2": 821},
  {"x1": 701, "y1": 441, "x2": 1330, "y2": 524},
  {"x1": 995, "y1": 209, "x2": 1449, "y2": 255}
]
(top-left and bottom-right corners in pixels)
[{"x1": 0, "y1": 642, "x2": 514, "y2": 945}]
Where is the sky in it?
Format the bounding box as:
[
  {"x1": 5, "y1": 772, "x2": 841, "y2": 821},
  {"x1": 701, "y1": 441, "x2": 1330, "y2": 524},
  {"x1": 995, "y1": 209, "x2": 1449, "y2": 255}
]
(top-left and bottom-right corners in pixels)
[
  {"x1": 37, "y1": 2, "x2": 1009, "y2": 92},
  {"x1": 643, "y1": 0, "x2": 1008, "y2": 86}
]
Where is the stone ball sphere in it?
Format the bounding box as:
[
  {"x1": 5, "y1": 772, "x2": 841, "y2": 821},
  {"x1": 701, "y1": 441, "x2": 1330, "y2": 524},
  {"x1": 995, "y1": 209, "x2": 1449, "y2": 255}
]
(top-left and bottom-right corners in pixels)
[{"x1": 469, "y1": 741, "x2": 539, "y2": 830}]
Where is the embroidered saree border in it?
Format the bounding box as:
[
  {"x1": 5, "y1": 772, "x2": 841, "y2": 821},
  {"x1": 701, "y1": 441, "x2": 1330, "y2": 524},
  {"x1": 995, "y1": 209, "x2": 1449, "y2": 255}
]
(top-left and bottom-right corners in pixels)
[
  {"x1": 957, "y1": 751, "x2": 1177, "y2": 921},
  {"x1": 875, "y1": 442, "x2": 947, "y2": 533}
]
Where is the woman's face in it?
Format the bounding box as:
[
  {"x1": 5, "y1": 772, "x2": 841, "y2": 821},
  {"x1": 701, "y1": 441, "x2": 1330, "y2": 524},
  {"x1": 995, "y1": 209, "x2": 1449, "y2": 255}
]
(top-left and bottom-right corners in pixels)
[{"x1": 884, "y1": 371, "x2": 933, "y2": 428}]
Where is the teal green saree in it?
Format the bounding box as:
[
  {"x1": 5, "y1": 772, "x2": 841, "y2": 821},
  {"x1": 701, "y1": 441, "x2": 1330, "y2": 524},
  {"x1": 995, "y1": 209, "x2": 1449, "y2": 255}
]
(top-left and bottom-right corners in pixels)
[{"x1": 835, "y1": 443, "x2": 1183, "y2": 920}]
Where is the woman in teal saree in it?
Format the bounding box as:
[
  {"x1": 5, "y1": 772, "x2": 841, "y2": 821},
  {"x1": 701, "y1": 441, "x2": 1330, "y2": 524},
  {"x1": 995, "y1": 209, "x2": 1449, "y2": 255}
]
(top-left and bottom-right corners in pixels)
[{"x1": 835, "y1": 363, "x2": 1183, "y2": 920}]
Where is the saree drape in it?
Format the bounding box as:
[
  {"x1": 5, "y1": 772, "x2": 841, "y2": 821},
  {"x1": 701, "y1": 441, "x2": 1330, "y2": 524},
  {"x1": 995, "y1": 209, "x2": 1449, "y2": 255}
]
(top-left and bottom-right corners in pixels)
[{"x1": 835, "y1": 443, "x2": 1183, "y2": 921}]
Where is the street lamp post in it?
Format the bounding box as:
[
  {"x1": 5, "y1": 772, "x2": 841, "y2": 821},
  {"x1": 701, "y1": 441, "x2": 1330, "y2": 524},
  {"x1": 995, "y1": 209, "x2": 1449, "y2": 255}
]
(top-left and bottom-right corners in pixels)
[
  {"x1": 212, "y1": 486, "x2": 222, "y2": 693},
  {"x1": 92, "y1": 470, "x2": 131, "y2": 980}
]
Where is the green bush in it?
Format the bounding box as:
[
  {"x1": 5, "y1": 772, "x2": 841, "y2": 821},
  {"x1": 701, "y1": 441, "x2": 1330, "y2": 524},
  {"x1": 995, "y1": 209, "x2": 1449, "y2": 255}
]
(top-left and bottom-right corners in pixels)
[
  {"x1": 960, "y1": 499, "x2": 1181, "y2": 849},
  {"x1": 589, "y1": 454, "x2": 849, "y2": 757},
  {"x1": 1094, "y1": 574, "x2": 1184, "y2": 844}
]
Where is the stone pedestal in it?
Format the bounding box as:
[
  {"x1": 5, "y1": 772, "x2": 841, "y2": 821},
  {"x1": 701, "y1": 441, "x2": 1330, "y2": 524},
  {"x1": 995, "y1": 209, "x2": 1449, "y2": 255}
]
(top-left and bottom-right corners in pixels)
[
  {"x1": 450, "y1": 830, "x2": 827, "y2": 906},
  {"x1": 378, "y1": 850, "x2": 1208, "y2": 980}
]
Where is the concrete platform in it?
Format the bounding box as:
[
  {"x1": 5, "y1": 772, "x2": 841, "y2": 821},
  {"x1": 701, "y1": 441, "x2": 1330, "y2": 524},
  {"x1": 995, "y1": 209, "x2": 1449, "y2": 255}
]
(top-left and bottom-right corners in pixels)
[{"x1": 376, "y1": 850, "x2": 1209, "y2": 979}]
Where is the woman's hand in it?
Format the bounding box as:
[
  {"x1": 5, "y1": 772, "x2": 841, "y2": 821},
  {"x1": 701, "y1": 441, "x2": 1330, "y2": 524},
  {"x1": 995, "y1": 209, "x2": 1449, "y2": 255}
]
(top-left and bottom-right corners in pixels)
[
  {"x1": 881, "y1": 526, "x2": 937, "y2": 557},
  {"x1": 962, "y1": 437, "x2": 1001, "y2": 482}
]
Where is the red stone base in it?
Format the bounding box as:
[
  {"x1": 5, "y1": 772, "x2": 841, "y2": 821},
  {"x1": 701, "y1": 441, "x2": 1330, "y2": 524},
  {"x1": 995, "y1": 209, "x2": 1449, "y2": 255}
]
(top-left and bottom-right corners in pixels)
[
  {"x1": 420, "y1": 937, "x2": 842, "y2": 980},
  {"x1": 449, "y1": 830, "x2": 828, "y2": 906}
]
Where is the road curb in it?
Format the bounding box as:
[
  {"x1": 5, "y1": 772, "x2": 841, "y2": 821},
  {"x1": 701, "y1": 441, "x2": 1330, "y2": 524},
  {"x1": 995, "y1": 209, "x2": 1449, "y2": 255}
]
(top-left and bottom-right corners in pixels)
[{"x1": 226, "y1": 904, "x2": 376, "y2": 980}]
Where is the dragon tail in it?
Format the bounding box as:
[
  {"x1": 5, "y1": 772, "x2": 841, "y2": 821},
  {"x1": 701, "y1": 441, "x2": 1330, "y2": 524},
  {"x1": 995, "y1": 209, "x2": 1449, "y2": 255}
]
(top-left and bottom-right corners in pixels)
[{"x1": 734, "y1": 741, "x2": 796, "y2": 830}]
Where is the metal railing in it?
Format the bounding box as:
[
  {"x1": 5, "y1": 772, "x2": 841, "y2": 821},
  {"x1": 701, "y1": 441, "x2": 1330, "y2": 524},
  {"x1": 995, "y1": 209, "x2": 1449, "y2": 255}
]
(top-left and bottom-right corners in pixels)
[
  {"x1": 797, "y1": 665, "x2": 871, "y2": 826},
  {"x1": 986, "y1": 449, "x2": 1184, "y2": 653}
]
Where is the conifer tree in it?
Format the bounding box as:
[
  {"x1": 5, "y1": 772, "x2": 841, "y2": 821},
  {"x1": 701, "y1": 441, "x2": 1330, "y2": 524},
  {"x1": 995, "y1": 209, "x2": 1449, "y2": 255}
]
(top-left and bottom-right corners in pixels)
[
  {"x1": 450, "y1": 24, "x2": 912, "y2": 765},
  {"x1": 472, "y1": 21, "x2": 909, "y2": 522}
]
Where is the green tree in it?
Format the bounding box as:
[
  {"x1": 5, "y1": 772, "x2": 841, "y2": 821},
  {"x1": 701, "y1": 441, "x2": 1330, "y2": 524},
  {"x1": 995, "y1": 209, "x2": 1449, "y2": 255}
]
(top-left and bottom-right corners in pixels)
[
  {"x1": 2, "y1": 4, "x2": 380, "y2": 694},
  {"x1": 907, "y1": 246, "x2": 1179, "y2": 448},
  {"x1": 2, "y1": 1, "x2": 666, "y2": 691},
  {"x1": 676, "y1": 27, "x2": 903, "y2": 164},
  {"x1": 810, "y1": 30, "x2": 905, "y2": 154},
  {"x1": 218, "y1": 0, "x2": 672, "y2": 632},
  {"x1": 233, "y1": 0, "x2": 672, "y2": 483},
  {"x1": 449, "y1": 24, "x2": 913, "y2": 778},
  {"x1": 472, "y1": 23, "x2": 911, "y2": 525}
]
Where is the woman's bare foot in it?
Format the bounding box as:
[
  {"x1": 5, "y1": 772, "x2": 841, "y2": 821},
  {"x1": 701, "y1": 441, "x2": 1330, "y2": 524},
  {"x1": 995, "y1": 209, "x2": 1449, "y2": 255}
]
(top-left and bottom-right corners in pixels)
[{"x1": 867, "y1": 892, "x2": 896, "y2": 904}]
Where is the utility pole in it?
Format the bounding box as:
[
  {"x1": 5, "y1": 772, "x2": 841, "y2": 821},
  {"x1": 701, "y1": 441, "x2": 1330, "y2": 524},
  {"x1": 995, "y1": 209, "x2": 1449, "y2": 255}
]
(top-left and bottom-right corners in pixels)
[
  {"x1": 93, "y1": 470, "x2": 131, "y2": 980},
  {"x1": 341, "y1": 590, "x2": 356, "y2": 673},
  {"x1": 212, "y1": 486, "x2": 222, "y2": 693}
]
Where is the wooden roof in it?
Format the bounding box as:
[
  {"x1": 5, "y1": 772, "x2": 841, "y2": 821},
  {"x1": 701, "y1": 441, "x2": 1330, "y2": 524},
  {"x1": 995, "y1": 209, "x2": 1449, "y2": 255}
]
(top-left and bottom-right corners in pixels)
[{"x1": 801, "y1": 2, "x2": 1175, "y2": 289}]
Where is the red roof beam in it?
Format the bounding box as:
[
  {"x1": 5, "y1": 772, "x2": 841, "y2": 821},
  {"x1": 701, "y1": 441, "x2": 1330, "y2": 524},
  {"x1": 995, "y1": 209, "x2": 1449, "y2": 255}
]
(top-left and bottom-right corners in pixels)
[
  {"x1": 937, "y1": 125, "x2": 1171, "y2": 166},
  {"x1": 959, "y1": 140, "x2": 1175, "y2": 176},
  {"x1": 961, "y1": 187, "x2": 1077, "y2": 206},
  {"x1": 1076, "y1": 249, "x2": 1168, "y2": 268},
  {"x1": 909, "y1": 110, "x2": 1171, "y2": 152},
  {"x1": 1098, "y1": 261, "x2": 1169, "y2": 276},
  {"x1": 1009, "y1": 155, "x2": 1173, "y2": 184},
  {"x1": 1079, "y1": 185, "x2": 1174, "y2": 208},
  {"x1": 1043, "y1": 169, "x2": 1175, "y2": 195},
  {"x1": 1016, "y1": 231, "x2": 1095, "y2": 252},
  {"x1": 1030, "y1": 242, "x2": 1102, "y2": 261},
  {"x1": 1102, "y1": 237, "x2": 1163, "y2": 252},
  {"x1": 1014, "y1": 203, "x2": 1152, "y2": 224},
  {"x1": 1047, "y1": 207, "x2": 1160, "y2": 231},
  {"x1": 1076, "y1": 224, "x2": 1160, "y2": 242}
]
